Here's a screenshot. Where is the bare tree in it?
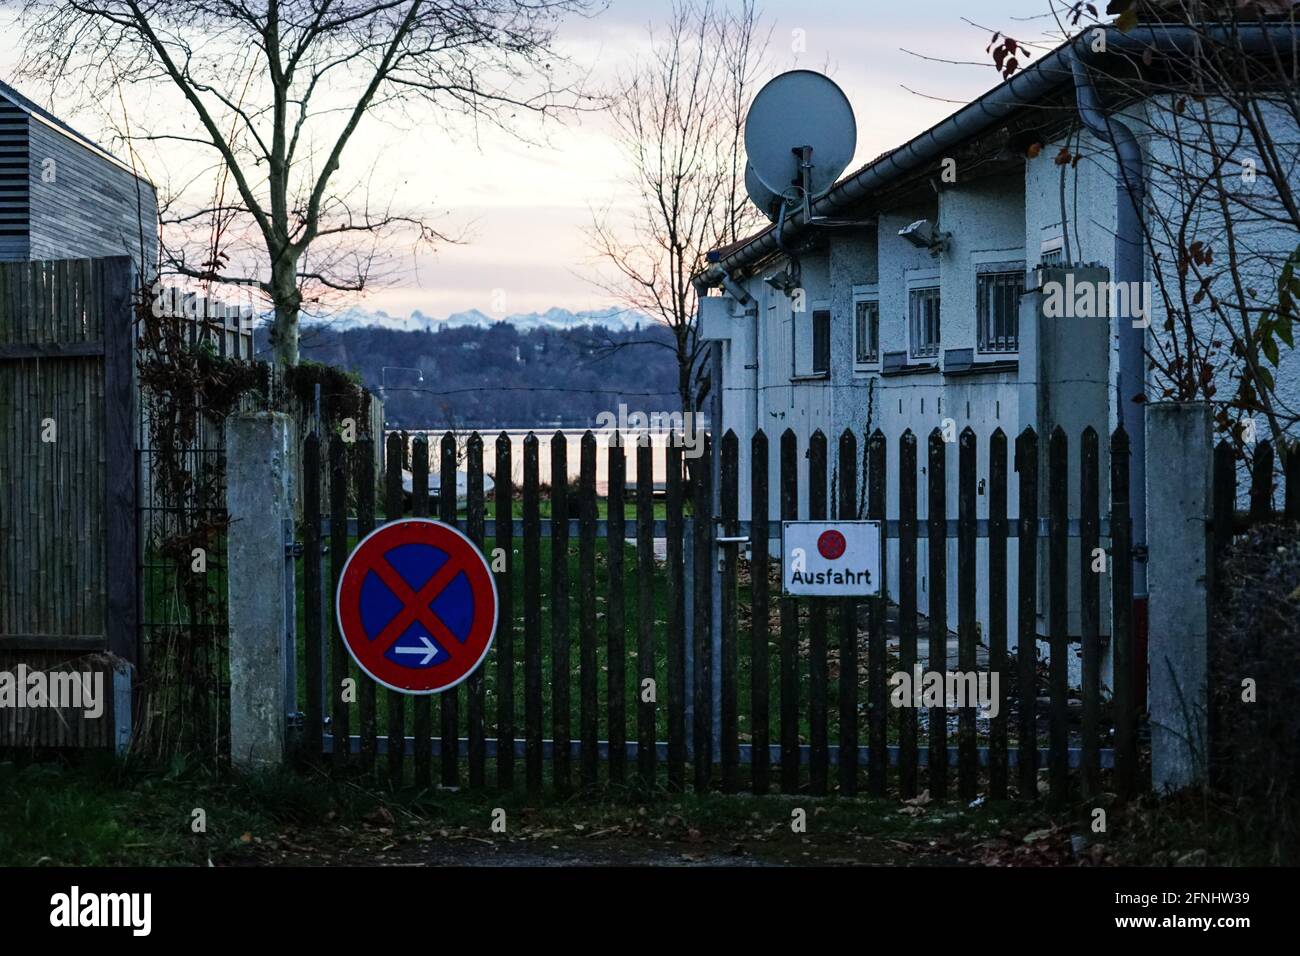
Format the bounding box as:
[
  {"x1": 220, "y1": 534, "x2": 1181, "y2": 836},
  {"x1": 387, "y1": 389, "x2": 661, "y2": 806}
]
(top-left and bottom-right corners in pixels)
[
  {"x1": 588, "y1": 0, "x2": 769, "y2": 414},
  {"x1": 15, "y1": 0, "x2": 595, "y2": 366}
]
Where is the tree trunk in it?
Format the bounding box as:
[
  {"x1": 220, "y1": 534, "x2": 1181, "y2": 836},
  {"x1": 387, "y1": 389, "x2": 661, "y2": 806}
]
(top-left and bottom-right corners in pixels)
[{"x1": 269, "y1": 259, "x2": 301, "y2": 367}]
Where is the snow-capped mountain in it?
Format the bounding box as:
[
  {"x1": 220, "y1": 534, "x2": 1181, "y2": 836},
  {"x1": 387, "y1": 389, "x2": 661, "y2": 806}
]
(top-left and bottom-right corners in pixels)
[{"x1": 301, "y1": 305, "x2": 648, "y2": 333}]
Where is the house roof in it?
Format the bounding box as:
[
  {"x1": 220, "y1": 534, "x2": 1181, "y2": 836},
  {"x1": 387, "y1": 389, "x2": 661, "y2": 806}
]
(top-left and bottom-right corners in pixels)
[
  {"x1": 0, "y1": 77, "x2": 155, "y2": 188},
  {"x1": 701, "y1": 19, "x2": 1300, "y2": 284}
]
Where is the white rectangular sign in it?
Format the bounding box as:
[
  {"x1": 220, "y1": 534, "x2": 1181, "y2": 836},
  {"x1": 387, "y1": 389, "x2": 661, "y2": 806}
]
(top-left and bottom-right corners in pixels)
[{"x1": 781, "y1": 520, "x2": 882, "y2": 597}]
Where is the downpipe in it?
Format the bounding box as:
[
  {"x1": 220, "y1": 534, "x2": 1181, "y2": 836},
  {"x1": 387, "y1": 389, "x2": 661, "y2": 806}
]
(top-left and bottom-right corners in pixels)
[{"x1": 1069, "y1": 48, "x2": 1149, "y2": 705}]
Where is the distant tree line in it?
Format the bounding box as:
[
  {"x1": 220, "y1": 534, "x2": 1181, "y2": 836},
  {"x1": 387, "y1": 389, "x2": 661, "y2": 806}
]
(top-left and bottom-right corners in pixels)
[{"x1": 254, "y1": 321, "x2": 680, "y2": 429}]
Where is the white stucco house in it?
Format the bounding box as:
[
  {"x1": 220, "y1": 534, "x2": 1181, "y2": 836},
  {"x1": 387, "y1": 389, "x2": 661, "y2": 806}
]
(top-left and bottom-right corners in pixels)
[{"x1": 695, "y1": 22, "x2": 1300, "y2": 689}]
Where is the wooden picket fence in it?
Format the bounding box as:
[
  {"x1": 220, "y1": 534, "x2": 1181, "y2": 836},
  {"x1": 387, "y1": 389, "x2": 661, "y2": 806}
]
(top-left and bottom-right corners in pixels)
[{"x1": 298, "y1": 423, "x2": 1152, "y2": 802}]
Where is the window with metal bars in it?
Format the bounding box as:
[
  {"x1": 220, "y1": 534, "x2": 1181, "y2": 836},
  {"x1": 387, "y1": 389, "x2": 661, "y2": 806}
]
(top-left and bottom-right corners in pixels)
[
  {"x1": 976, "y1": 269, "x2": 1025, "y2": 352},
  {"x1": 909, "y1": 286, "x2": 941, "y2": 358},
  {"x1": 854, "y1": 298, "x2": 879, "y2": 366}
]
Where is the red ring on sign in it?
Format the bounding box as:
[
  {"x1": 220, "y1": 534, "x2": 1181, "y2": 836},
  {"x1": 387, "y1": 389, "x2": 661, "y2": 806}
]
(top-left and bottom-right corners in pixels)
[
  {"x1": 817, "y1": 529, "x2": 847, "y2": 560},
  {"x1": 336, "y1": 518, "x2": 497, "y2": 695}
]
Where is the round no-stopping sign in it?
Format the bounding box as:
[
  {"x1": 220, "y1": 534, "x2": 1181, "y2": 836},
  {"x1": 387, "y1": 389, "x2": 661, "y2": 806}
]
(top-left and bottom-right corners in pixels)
[
  {"x1": 336, "y1": 518, "x2": 497, "y2": 694},
  {"x1": 817, "y1": 529, "x2": 847, "y2": 560}
]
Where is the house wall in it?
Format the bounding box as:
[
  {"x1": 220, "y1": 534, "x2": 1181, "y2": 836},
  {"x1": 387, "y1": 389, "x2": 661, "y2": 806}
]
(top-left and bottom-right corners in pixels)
[{"x1": 707, "y1": 94, "x2": 1300, "y2": 694}]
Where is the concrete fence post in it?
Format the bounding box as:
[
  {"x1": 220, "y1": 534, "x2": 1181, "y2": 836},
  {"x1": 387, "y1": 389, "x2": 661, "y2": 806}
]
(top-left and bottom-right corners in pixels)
[
  {"x1": 1145, "y1": 401, "x2": 1212, "y2": 791},
  {"x1": 226, "y1": 411, "x2": 294, "y2": 770}
]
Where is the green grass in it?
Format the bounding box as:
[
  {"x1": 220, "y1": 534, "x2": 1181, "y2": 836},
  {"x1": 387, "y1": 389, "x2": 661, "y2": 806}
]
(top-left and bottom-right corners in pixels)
[{"x1": 0, "y1": 755, "x2": 1068, "y2": 867}]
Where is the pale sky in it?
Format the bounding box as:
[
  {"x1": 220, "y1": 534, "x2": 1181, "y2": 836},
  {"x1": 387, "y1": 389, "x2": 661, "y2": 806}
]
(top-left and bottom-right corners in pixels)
[{"x1": 0, "y1": 0, "x2": 1066, "y2": 319}]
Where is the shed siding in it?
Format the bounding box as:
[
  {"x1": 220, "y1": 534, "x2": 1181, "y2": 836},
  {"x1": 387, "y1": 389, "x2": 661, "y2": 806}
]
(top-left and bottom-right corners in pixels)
[{"x1": 26, "y1": 118, "x2": 157, "y2": 276}]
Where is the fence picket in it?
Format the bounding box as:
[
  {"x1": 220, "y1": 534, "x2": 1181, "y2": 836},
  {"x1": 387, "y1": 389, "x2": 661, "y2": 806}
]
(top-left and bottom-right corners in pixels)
[
  {"x1": 750, "y1": 430, "x2": 771, "y2": 795},
  {"x1": 957, "y1": 427, "x2": 977, "y2": 800},
  {"x1": 467, "y1": 433, "x2": 487, "y2": 789},
  {"x1": 606, "y1": 434, "x2": 627, "y2": 786},
  {"x1": 665, "y1": 444, "x2": 686, "y2": 790},
  {"x1": 808, "y1": 430, "x2": 829, "y2": 796},
  {"x1": 1287, "y1": 442, "x2": 1300, "y2": 522},
  {"x1": 988, "y1": 429, "x2": 1009, "y2": 799},
  {"x1": 927, "y1": 428, "x2": 948, "y2": 799},
  {"x1": 641, "y1": 439, "x2": 662, "y2": 787},
  {"x1": 385, "y1": 432, "x2": 406, "y2": 788},
  {"x1": 779, "y1": 428, "x2": 800, "y2": 793},
  {"x1": 867, "y1": 429, "x2": 888, "y2": 796},
  {"x1": 358, "y1": 439, "x2": 377, "y2": 773},
  {"x1": 303, "y1": 432, "x2": 323, "y2": 762},
  {"x1": 329, "y1": 436, "x2": 350, "y2": 768},
  {"x1": 1047, "y1": 427, "x2": 1069, "y2": 804},
  {"x1": 1016, "y1": 427, "x2": 1039, "y2": 798},
  {"x1": 412, "y1": 437, "x2": 432, "y2": 788},
  {"x1": 1110, "y1": 426, "x2": 1136, "y2": 800},
  {"x1": 1250, "y1": 440, "x2": 1274, "y2": 521},
  {"x1": 1080, "y1": 427, "x2": 1101, "y2": 798},
  {"x1": 692, "y1": 435, "x2": 713, "y2": 792},
  {"x1": 550, "y1": 431, "x2": 571, "y2": 795},
  {"x1": 720, "y1": 430, "x2": 740, "y2": 793},
  {"x1": 898, "y1": 430, "x2": 919, "y2": 798},
  {"x1": 494, "y1": 433, "x2": 514, "y2": 790},
  {"x1": 523, "y1": 433, "x2": 543, "y2": 795},
  {"x1": 440, "y1": 432, "x2": 459, "y2": 786},
  {"x1": 578, "y1": 431, "x2": 598, "y2": 790},
  {"x1": 837, "y1": 429, "x2": 859, "y2": 795}
]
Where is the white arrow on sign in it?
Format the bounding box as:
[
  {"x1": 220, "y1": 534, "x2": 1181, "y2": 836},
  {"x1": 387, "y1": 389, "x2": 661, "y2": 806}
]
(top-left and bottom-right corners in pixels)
[{"x1": 394, "y1": 635, "x2": 440, "y2": 666}]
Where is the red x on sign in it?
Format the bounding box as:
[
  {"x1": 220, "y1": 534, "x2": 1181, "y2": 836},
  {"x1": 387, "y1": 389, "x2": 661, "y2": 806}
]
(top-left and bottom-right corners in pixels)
[{"x1": 336, "y1": 518, "x2": 497, "y2": 694}]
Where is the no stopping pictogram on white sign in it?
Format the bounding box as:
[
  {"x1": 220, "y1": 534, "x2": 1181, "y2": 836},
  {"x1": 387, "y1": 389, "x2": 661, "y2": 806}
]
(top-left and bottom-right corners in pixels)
[{"x1": 781, "y1": 520, "x2": 882, "y2": 597}]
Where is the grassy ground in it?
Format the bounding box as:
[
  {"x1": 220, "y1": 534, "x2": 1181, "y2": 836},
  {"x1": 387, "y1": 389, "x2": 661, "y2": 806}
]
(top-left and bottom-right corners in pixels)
[
  {"x1": 0, "y1": 755, "x2": 1070, "y2": 867},
  {"x1": 3, "y1": 754, "x2": 1281, "y2": 867}
]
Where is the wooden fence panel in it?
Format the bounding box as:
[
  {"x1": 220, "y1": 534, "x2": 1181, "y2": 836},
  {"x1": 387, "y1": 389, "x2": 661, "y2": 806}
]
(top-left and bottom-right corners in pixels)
[
  {"x1": 750, "y1": 430, "x2": 771, "y2": 795},
  {"x1": 807, "y1": 429, "x2": 829, "y2": 796},
  {"x1": 606, "y1": 435, "x2": 627, "y2": 786},
  {"x1": 957, "y1": 427, "x2": 977, "y2": 800},
  {"x1": 466, "y1": 432, "x2": 487, "y2": 789},
  {"x1": 1016, "y1": 427, "x2": 1039, "y2": 797},
  {"x1": 578, "y1": 431, "x2": 598, "y2": 790},
  {"x1": 494, "y1": 433, "x2": 514, "y2": 790},
  {"x1": 385, "y1": 432, "x2": 405, "y2": 788},
  {"x1": 720, "y1": 430, "x2": 740, "y2": 793},
  {"x1": 439, "y1": 432, "x2": 459, "y2": 786},
  {"x1": 927, "y1": 428, "x2": 948, "y2": 799},
  {"x1": 779, "y1": 428, "x2": 800, "y2": 793},
  {"x1": 412, "y1": 436, "x2": 432, "y2": 788}
]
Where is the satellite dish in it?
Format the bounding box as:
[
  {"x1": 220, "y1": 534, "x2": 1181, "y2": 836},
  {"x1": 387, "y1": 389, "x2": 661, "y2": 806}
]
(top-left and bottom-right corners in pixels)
[
  {"x1": 744, "y1": 70, "x2": 856, "y2": 204},
  {"x1": 744, "y1": 163, "x2": 784, "y2": 222}
]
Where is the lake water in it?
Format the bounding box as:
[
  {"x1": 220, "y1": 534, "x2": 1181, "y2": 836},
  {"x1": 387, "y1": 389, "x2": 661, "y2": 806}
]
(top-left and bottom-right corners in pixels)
[{"x1": 394, "y1": 428, "x2": 677, "y2": 492}]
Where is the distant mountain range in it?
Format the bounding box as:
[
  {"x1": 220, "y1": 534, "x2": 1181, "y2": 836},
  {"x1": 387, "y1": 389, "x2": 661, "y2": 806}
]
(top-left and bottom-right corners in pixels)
[{"x1": 300, "y1": 305, "x2": 650, "y2": 334}]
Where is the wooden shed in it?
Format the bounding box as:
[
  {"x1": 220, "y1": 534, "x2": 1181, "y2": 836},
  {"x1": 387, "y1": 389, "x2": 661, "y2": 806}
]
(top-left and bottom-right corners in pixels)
[{"x1": 0, "y1": 79, "x2": 157, "y2": 274}]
